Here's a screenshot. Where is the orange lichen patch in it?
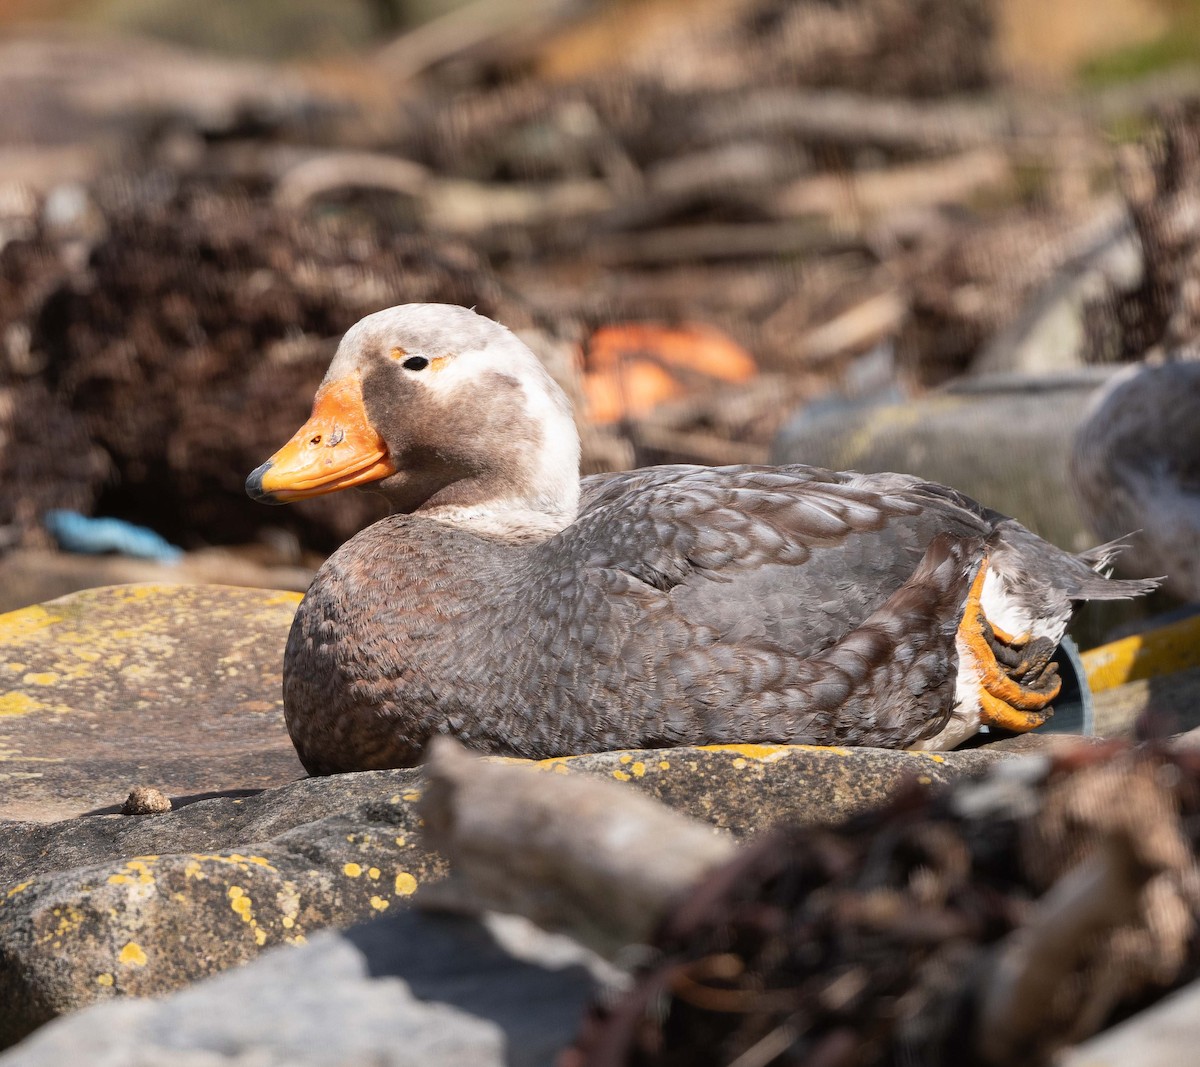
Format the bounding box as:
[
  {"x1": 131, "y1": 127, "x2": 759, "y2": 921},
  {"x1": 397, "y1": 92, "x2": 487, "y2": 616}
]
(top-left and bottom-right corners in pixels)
[
  {"x1": 531, "y1": 755, "x2": 576, "y2": 774},
  {"x1": 370, "y1": 895, "x2": 390, "y2": 911},
  {"x1": 343, "y1": 862, "x2": 363, "y2": 878},
  {"x1": 583, "y1": 322, "x2": 757, "y2": 424},
  {"x1": 394, "y1": 872, "x2": 418, "y2": 896},
  {"x1": 228, "y1": 885, "x2": 253, "y2": 920},
  {"x1": 96, "y1": 973, "x2": 114, "y2": 987},
  {"x1": 612, "y1": 768, "x2": 632, "y2": 782},
  {"x1": 182, "y1": 853, "x2": 276, "y2": 882},
  {"x1": 0, "y1": 605, "x2": 60, "y2": 644},
  {"x1": 958, "y1": 562, "x2": 1059, "y2": 733}
]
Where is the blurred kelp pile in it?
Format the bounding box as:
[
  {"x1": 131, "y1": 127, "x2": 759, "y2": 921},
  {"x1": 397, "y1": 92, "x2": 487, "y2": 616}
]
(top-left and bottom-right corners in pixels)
[{"x1": 1, "y1": 0, "x2": 1198, "y2": 556}]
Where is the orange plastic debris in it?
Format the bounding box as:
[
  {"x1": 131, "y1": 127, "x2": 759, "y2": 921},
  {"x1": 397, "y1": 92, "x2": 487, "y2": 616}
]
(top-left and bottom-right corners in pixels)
[{"x1": 583, "y1": 322, "x2": 757, "y2": 424}]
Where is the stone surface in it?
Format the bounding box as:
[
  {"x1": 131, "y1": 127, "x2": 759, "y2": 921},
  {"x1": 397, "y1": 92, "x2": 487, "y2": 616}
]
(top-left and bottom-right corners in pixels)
[
  {"x1": 1058, "y1": 977, "x2": 1200, "y2": 1067},
  {"x1": 537, "y1": 742, "x2": 1009, "y2": 837},
  {"x1": 0, "y1": 774, "x2": 443, "y2": 1047},
  {"x1": 0, "y1": 547, "x2": 314, "y2": 615},
  {"x1": 772, "y1": 369, "x2": 1119, "y2": 553},
  {"x1": 0, "y1": 741, "x2": 1025, "y2": 1046},
  {"x1": 0, "y1": 911, "x2": 612, "y2": 1067},
  {"x1": 1092, "y1": 667, "x2": 1200, "y2": 740},
  {"x1": 0, "y1": 584, "x2": 306, "y2": 822}
]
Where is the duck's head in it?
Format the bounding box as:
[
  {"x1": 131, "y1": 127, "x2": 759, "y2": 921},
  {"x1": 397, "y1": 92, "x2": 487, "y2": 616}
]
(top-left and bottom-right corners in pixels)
[{"x1": 246, "y1": 304, "x2": 581, "y2": 537}]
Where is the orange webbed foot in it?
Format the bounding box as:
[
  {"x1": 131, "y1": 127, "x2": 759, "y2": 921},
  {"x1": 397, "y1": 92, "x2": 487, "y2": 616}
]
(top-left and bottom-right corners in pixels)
[{"x1": 958, "y1": 561, "x2": 1061, "y2": 734}]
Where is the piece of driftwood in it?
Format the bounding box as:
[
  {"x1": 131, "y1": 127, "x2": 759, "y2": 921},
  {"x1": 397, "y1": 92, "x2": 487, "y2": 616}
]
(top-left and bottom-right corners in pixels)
[
  {"x1": 564, "y1": 745, "x2": 1200, "y2": 1067},
  {"x1": 774, "y1": 148, "x2": 1012, "y2": 223},
  {"x1": 697, "y1": 88, "x2": 1009, "y2": 155},
  {"x1": 418, "y1": 738, "x2": 737, "y2": 956}
]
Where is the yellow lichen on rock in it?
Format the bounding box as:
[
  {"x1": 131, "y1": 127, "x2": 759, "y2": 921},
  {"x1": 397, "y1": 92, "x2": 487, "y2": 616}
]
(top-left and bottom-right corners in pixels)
[
  {"x1": 0, "y1": 606, "x2": 60, "y2": 644},
  {"x1": 2, "y1": 880, "x2": 33, "y2": 903},
  {"x1": 118, "y1": 942, "x2": 147, "y2": 967},
  {"x1": 227, "y1": 885, "x2": 253, "y2": 920},
  {"x1": 0, "y1": 584, "x2": 305, "y2": 822},
  {"x1": 0, "y1": 692, "x2": 46, "y2": 717}
]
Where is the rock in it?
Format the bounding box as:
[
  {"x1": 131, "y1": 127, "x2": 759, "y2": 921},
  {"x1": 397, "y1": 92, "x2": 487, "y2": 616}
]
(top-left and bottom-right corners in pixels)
[
  {"x1": 1091, "y1": 668, "x2": 1200, "y2": 741},
  {"x1": 1058, "y1": 977, "x2": 1200, "y2": 1067},
  {"x1": 0, "y1": 584, "x2": 305, "y2": 822},
  {"x1": 0, "y1": 773, "x2": 444, "y2": 1048},
  {"x1": 537, "y1": 742, "x2": 1011, "y2": 837},
  {"x1": 1082, "y1": 613, "x2": 1200, "y2": 738},
  {"x1": 772, "y1": 368, "x2": 1121, "y2": 553},
  {"x1": 0, "y1": 911, "x2": 614, "y2": 1067},
  {"x1": 120, "y1": 787, "x2": 171, "y2": 816},
  {"x1": 0, "y1": 741, "x2": 1027, "y2": 1046},
  {"x1": 0, "y1": 547, "x2": 315, "y2": 615}
]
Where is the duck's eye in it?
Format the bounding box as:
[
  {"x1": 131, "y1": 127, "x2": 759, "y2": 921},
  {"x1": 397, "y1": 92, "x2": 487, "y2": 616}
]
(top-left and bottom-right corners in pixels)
[{"x1": 401, "y1": 356, "x2": 430, "y2": 372}]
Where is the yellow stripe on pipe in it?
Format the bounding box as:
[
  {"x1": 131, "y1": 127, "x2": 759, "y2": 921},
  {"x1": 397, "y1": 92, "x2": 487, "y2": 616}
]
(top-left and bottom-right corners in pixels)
[{"x1": 1082, "y1": 614, "x2": 1200, "y2": 693}]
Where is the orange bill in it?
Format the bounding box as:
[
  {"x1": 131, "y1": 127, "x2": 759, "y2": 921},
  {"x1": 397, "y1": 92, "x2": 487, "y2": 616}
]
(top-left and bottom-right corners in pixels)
[{"x1": 246, "y1": 374, "x2": 396, "y2": 503}]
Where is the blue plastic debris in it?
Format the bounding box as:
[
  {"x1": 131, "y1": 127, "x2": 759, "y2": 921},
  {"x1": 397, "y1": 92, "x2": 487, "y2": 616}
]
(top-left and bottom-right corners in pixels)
[{"x1": 43, "y1": 510, "x2": 184, "y2": 563}]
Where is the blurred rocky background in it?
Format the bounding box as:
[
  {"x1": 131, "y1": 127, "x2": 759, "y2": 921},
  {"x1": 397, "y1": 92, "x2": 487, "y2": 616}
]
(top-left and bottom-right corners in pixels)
[{"x1": 0, "y1": 0, "x2": 1198, "y2": 618}]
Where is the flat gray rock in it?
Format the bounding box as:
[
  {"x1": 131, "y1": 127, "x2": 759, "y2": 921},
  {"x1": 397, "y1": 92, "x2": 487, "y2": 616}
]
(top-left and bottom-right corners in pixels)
[
  {"x1": 0, "y1": 910, "x2": 612, "y2": 1067},
  {"x1": 0, "y1": 584, "x2": 306, "y2": 822}
]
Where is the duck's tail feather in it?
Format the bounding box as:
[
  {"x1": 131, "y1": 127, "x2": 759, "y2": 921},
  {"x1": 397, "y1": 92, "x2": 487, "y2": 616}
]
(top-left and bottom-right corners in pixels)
[
  {"x1": 991, "y1": 521, "x2": 1162, "y2": 603},
  {"x1": 1074, "y1": 533, "x2": 1163, "y2": 599}
]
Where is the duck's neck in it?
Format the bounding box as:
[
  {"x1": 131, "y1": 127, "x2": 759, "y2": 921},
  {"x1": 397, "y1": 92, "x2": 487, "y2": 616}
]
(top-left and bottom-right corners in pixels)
[
  {"x1": 421, "y1": 501, "x2": 576, "y2": 542},
  {"x1": 414, "y1": 382, "x2": 582, "y2": 542}
]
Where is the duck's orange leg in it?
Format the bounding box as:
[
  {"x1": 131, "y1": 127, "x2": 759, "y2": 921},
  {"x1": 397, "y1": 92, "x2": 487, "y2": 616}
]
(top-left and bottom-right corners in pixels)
[{"x1": 958, "y1": 562, "x2": 1060, "y2": 732}]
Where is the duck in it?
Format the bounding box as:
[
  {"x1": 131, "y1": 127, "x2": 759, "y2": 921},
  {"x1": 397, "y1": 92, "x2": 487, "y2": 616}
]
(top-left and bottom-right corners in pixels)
[{"x1": 246, "y1": 303, "x2": 1157, "y2": 775}]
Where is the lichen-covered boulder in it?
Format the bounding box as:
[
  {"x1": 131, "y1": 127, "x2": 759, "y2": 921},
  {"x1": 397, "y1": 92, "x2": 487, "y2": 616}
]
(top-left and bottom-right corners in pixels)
[
  {"x1": 0, "y1": 740, "x2": 1032, "y2": 1046},
  {"x1": 0, "y1": 776, "x2": 442, "y2": 1048}
]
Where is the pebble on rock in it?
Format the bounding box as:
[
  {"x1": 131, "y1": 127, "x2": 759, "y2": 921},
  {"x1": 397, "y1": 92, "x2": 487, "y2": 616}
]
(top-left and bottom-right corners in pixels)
[{"x1": 120, "y1": 787, "x2": 173, "y2": 816}]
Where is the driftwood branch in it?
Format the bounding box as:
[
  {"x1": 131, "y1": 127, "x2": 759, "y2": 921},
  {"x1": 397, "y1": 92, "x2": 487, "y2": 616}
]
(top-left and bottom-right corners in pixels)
[{"x1": 418, "y1": 738, "x2": 736, "y2": 956}]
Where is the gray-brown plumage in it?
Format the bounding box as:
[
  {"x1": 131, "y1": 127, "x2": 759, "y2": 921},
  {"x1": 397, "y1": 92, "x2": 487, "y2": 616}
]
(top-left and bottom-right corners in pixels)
[{"x1": 247, "y1": 304, "x2": 1158, "y2": 775}]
